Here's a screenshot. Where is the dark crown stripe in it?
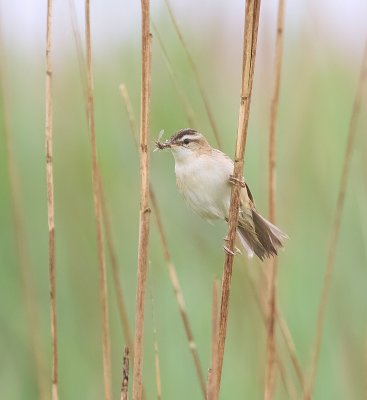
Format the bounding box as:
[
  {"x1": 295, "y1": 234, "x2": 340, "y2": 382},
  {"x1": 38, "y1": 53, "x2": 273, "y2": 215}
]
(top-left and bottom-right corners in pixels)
[{"x1": 172, "y1": 128, "x2": 198, "y2": 142}]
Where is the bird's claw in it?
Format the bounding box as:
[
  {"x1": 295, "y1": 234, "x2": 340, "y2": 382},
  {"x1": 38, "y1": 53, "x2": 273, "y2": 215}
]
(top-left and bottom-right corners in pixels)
[
  {"x1": 223, "y1": 241, "x2": 242, "y2": 256},
  {"x1": 229, "y1": 175, "x2": 246, "y2": 188},
  {"x1": 223, "y1": 246, "x2": 235, "y2": 256}
]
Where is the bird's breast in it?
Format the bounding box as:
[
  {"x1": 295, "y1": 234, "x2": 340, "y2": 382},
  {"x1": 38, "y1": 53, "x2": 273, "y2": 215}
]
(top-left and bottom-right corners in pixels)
[{"x1": 174, "y1": 153, "x2": 233, "y2": 220}]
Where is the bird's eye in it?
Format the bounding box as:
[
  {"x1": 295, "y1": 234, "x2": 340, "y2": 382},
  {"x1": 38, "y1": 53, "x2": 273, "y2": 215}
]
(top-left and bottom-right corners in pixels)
[{"x1": 183, "y1": 138, "x2": 190, "y2": 145}]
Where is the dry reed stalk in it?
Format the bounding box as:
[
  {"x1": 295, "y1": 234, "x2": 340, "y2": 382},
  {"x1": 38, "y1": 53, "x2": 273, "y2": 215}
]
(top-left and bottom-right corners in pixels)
[
  {"x1": 121, "y1": 346, "x2": 130, "y2": 400},
  {"x1": 45, "y1": 0, "x2": 58, "y2": 399},
  {"x1": 0, "y1": 26, "x2": 48, "y2": 400},
  {"x1": 85, "y1": 1, "x2": 112, "y2": 399},
  {"x1": 264, "y1": 1, "x2": 285, "y2": 399},
  {"x1": 152, "y1": 22, "x2": 197, "y2": 127},
  {"x1": 132, "y1": 0, "x2": 152, "y2": 398},
  {"x1": 207, "y1": 279, "x2": 219, "y2": 400},
  {"x1": 120, "y1": 84, "x2": 207, "y2": 398},
  {"x1": 216, "y1": 1, "x2": 261, "y2": 395},
  {"x1": 304, "y1": 41, "x2": 367, "y2": 400},
  {"x1": 163, "y1": 0, "x2": 222, "y2": 148}
]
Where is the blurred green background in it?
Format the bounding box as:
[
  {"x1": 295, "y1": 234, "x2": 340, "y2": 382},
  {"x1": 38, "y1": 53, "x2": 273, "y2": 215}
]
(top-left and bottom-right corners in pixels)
[{"x1": 0, "y1": 1, "x2": 367, "y2": 399}]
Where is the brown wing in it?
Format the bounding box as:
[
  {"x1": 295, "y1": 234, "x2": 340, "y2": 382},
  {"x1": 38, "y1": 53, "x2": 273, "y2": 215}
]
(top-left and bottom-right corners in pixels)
[
  {"x1": 240, "y1": 182, "x2": 256, "y2": 210},
  {"x1": 245, "y1": 183, "x2": 255, "y2": 205}
]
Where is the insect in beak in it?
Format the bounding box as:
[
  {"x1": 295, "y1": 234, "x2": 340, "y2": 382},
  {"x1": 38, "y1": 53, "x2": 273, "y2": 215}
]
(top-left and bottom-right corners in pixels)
[
  {"x1": 154, "y1": 139, "x2": 171, "y2": 151},
  {"x1": 154, "y1": 129, "x2": 172, "y2": 151}
]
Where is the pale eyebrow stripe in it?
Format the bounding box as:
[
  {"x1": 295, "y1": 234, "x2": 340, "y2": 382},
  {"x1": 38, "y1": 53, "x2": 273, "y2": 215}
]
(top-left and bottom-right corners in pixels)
[
  {"x1": 178, "y1": 134, "x2": 200, "y2": 142},
  {"x1": 173, "y1": 128, "x2": 198, "y2": 141}
]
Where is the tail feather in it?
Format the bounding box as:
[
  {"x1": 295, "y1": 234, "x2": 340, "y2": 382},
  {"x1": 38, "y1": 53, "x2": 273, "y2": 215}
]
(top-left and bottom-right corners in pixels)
[
  {"x1": 256, "y1": 213, "x2": 288, "y2": 241},
  {"x1": 237, "y1": 210, "x2": 287, "y2": 261},
  {"x1": 237, "y1": 233, "x2": 254, "y2": 259}
]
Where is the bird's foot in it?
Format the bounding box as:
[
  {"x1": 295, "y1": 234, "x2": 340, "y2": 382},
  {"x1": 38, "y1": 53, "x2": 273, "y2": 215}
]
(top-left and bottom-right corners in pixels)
[
  {"x1": 223, "y1": 246, "x2": 242, "y2": 256},
  {"x1": 223, "y1": 238, "x2": 242, "y2": 256},
  {"x1": 229, "y1": 175, "x2": 246, "y2": 188}
]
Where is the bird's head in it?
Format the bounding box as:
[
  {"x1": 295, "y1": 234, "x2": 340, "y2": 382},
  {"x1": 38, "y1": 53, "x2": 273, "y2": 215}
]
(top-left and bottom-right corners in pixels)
[{"x1": 155, "y1": 128, "x2": 211, "y2": 162}]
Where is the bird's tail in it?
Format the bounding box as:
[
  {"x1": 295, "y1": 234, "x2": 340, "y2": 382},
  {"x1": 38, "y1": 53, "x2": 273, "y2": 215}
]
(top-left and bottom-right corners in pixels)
[{"x1": 237, "y1": 209, "x2": 288, "y2": 261}]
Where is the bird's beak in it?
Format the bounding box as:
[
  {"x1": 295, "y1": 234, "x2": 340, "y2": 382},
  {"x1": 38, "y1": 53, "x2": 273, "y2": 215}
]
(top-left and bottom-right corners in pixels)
[{"x1": 155, "y1": 139, "x2": 172, "y2": 150}]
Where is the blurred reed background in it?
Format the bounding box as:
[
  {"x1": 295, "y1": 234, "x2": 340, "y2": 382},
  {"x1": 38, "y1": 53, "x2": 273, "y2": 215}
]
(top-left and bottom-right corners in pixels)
[{"x1": 0, "y1": 0, "x2": 367, "y2": 399}]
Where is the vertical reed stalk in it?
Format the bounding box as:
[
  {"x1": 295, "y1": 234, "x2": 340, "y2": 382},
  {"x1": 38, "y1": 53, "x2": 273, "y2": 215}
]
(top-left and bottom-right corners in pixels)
[
  {"x1": 264, "y1": 1, "x2": 285, "y2": 399},
  {"x1": 84, "y1": 1, "x2": 112, "y2": 399},
  {"x1": 132, "y1": 0, "x2": 152, "y2": 398},
  {"x1": 304, "y1": 41, "x2": 367, "y2": 400},
  {"x1": 216, "y1": 0, "x2": 261, "y2": 395},
  {"x1": 45, "y1": 0, "x2": 58, "y2": 399}
]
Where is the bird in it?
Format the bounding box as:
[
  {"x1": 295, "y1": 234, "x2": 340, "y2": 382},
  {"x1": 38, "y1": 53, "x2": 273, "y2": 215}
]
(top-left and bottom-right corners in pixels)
[{"x1": 155, "y1": 128, "x2": 287, "y2": 260}]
